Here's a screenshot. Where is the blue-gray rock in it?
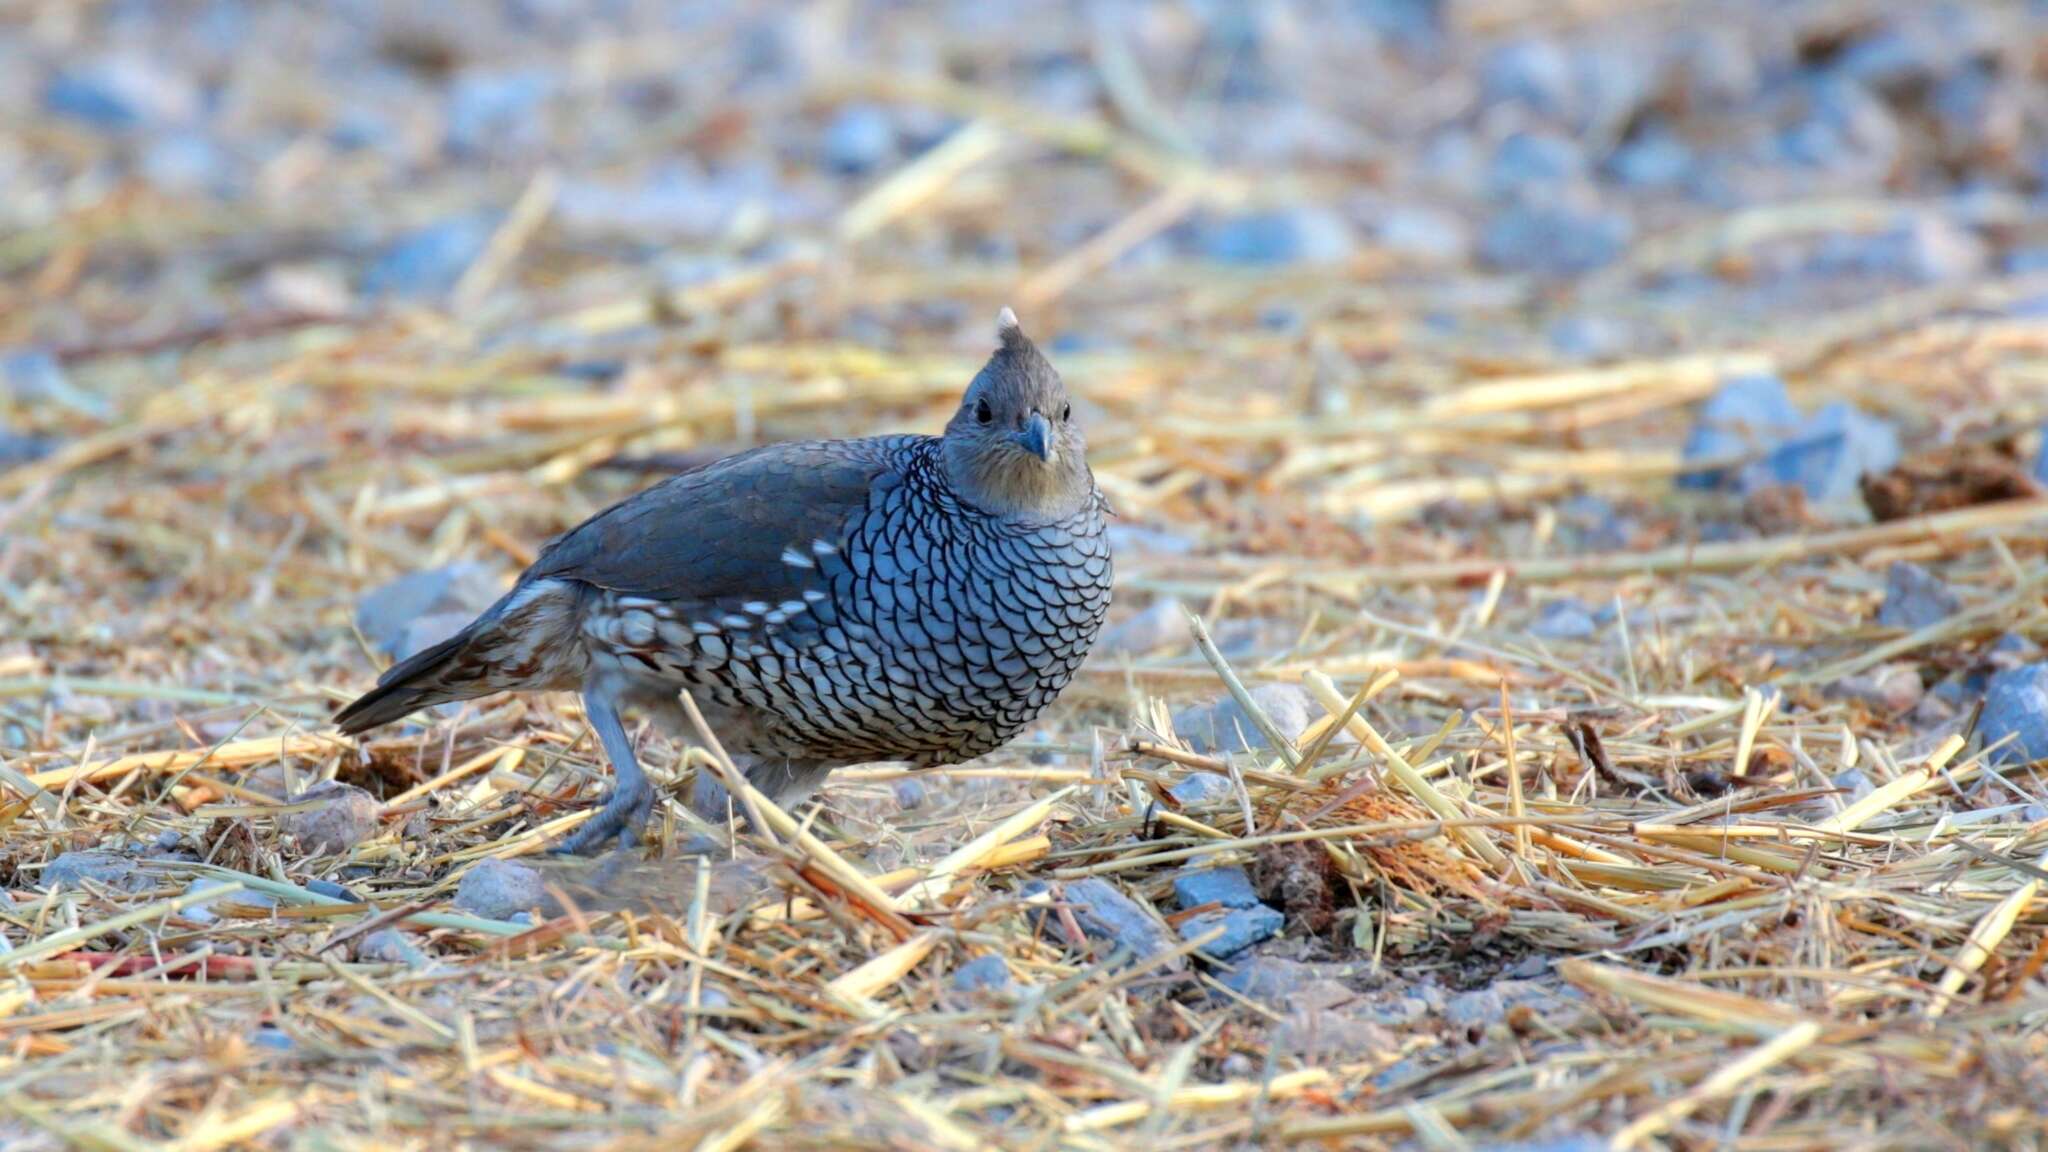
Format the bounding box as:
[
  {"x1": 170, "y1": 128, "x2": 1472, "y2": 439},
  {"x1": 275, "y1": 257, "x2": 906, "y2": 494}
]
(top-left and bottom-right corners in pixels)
[
  {"x1": 179, "y1": 879, "x2": 278, "y2": 923},
  {"x1": 1812, "y1": 216, "x2": 1987, "y2": 284},
  {"x1": 1168, "y1": 773, "x2": 1235, "y2": 806},
  {"x1": 1777, "y1": 78, "x2": 1899, "y2": 174},
  {"x1": 1530, "y1": 598, "x2": 1599, "y2": 641},
  {"x1": 0, "y1": 428, "x2": 54, "y2": 468},
  {"x1": 1473, "y1": 1139, "x2": 1606, "y2": 1152},
  {"x1": 1376, "y1": 204, "x2": 1469, "y2": 263},
  {"x1": 363, "y1": 217, "x2": 494, "y2": 298},
  {"x1": 2033, "y1": 424, "x2": 2048, "y2": 486},
  {"x1": 250, "y1": 1027, "x2": 295, "y2": 1052},
  {"x1": 1877, "y1": 562, "x2": 1958, "y2": 630},
  {"x1": 1096, "y1": 596, "x2": 1187, "y2": 657},
  {"x1": 892, "y1": 778, "x2": 928, "y2": 809},
  {"x1": 1180, "y1": 905, "x2": 1284, "y2": 959},
  {"x1": 1979, "y1": 665, "x2": 2048, "y2": 764},
  {"x1": 454, "y1": 858, "x2": 548, "y2": 921},
  {"x1": 1546, "y1": 314, "x2": 1630, "y2": 361},
  {"x1": 1487, "y1": 132, "x2": 1586, "y2": 198},
  {"x1": 951, "y1": 954, "x2": 1016, "y2": 995},
  {"x1": 355, "y1": 563, "x2": 503, "y2": 659},
  {"x1": 357, "y1": 928, "x2": 432, "y2": 968},
  {"x1": 3, "y1": 348, "x2": 108, "y2": 418},
  {"x1": 1678, "y1": 374, "x2": 1802, "y2": 490},
  {"x1": 1173, "y1": 683, "x2": 1317, "y2": 757},
  {"x1": 1062, "y1": 878, "x2": 1178, "y2": 965},
  {"x1": 1200, "y1": 209, "x2": 1353, "y2": 267},
  {"x1": 1675, "y1": 28, "x2": 1759, "y2": 109},
  {"x1": 1605, "y1": 124, "x2": 1692, "y2": 189},
  {"x1": 1740, "y1": 402, "x2": 1901, "y2": 505},
  {"x1": 822, "y1": 104, "x2": 898, "y2": 174},
  {"x1": 1480, "y1": 37, "x2": 1575, "y2": 119},
  {"x1": 1478, "y1": 201, "x2": 1630, "y2": 277},
  {"x1": 42, "y1": 57, "x2": 199, "y2": 131},
  {"x1": 142, "y1": 132, "x2": 231, "y2": 196},
  {"x1": 447, "y1": 70, "x2": 552, "y2": 157},
  {"x1": 42, "y1": 850, "x2": 153, "y2": 893},
  {"x1": 1172, "y1": 867, "x2": 1261, "y2": 911}
]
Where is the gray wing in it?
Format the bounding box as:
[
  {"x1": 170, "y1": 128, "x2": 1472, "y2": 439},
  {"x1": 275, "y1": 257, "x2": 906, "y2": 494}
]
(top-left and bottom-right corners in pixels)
[{"x1": 524, "y1": 437, "x2": 909, "y2": 606}]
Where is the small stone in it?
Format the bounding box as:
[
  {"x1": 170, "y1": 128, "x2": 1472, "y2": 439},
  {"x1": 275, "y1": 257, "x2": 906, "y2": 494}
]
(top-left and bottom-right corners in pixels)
[
  {"x1": 1060, "y1": 878, "x2": 1179, "y2": 967},
  {"x1": 822, "y1": 104, "x2": 897, "y2": 174},
  {"x1": 892, "y1": 778, "x2": 928, "y2": 809},
  {"x1": 446, "y1": 69, "x2": 552, "y2": 157},
  {"x1": 357, "y1": 928, "x2": 432, "y2": 968},
  {"x1": 2035, "y1": 424, "x2": 2048, "y2": 486},
  {"x1": 1179, "y1": 904, "x2": 1283, "y2": 959},
  {"x1": 1741, "y1": 402, "x2": 1901, "y2": 505},
  {"x1": 1375, "y1": 204, "x2": 1469, "y2": 263},
  {"x1": 1274, "y1": 1001, "x2": 1397, "y2": 1061},
  {"x1": 42, "y1": 851, "x2": 152, "y2": 893},
  {"x1": 1680, "y1": 373, "x2": 1803, "y2": 490},
  {"x1": 951, "y1": 954, "x2": 1016, "y2": 996},
  {"x1": 1172, "y1": 867, "x2": 1261, "y2": 911},
  {"x1": 1486, "y1": 132, "x2": 1586, "y2": 198},
  {"x1": 280, "y1": 782, "x2": 381, "y2": 855},
  {"x1": 1530, "y1": 598, "x2": 1599, "y2": 641},
  {"x1": 1831, "y1": 768, "x2": 1873, "y2": 803},
  {"x1": 1547, "y1": 314, "x2": 1631, "y2": 361},
  {"x1": 363, "y1": 217, "x2": 495, "y2": 298},
  {"x1": 1813, "y1": 216, "x2": 1988, "y2": 285},
  {"x1": 142, "y1": 131, "x2": 230, "y2": 195},
  {"x1": 1829, "y1": 664, "x2": 1924, "y2": 713},
  {"x1": 1979, "y1": 665, "x2": 2048, "y2": 765},
  {"x1": 1480, "y1": 37, "x2": 1574, "y2": 118},
  {"x1": 250, "y1": 1026, "x2": 295, "y2": 1052},
  {"x1": 1096, "y1": 597, "x2": 1187, "y2": 657},
  {"x1": 1478, "y1": 200, "x2": 1631, "y2": 277},
  {"x1": 1443, "y1": 979, "x2": 1575, "y2": 1033},
  {"x1": 43, "y1": 55, "x2": 200, "y2": 131},
  {"x1": 354, "y1": 563, "x2": 502, "y2": 658},
  {"x1": 3, "y1": 348, "x2": 109, "y2": 419},
  {"x1": 178, "y1": 879, "x2": 277, "y2": 923},
  {"x1": 1877, "y1": 562, "x2": 1959, "y2": 630},
  {"x1": 1168, "y1": 773, "x2": 1235, "y2": 806},
  {"x1": 1777, "y1": 77, "x2": 1899, "y2": 175},
  {"x1": 454, "y1": 857, "x2": 548, "y2": 921},
  {"x1": 0, "y1": 428, "x2": 54, "y2": 468},
  {"x1": 1173, "y1": 683, "x2": 1318, "y2": 756},
  {"x1": 1199, "y1": 208, "x2": 1353, "y2": 267},
  {"x1": 1605, "y1": 123, "x2": 1692, "y2": 189}
]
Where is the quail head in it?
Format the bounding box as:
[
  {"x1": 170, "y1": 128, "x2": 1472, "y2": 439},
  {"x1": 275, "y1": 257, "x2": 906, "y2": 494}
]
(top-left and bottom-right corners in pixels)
[{"x1": 335, "y1": 310, "x2": 1112, "y2": 852}]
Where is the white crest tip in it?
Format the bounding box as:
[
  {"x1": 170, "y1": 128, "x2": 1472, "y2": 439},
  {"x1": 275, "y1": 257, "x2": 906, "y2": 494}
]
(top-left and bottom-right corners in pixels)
[{"x1": 996, "y1": 306, "x2": 1020, "y2": 335}]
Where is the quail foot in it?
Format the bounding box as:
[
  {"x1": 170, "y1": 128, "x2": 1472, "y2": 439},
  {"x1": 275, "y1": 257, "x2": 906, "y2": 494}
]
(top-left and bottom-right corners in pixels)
[{"x1": 335, "y1": 310, "x2": 1113, "y2": 853}]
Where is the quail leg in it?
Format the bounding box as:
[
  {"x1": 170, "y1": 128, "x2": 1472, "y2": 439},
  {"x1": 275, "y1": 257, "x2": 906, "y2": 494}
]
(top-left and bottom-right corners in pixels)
[{"x1": 553, "y1": 688, "x2": 656, "y2": 854}]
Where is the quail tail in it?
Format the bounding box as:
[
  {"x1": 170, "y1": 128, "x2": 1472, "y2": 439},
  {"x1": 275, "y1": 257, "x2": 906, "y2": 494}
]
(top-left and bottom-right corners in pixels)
[{"x1": 333, "y1": 630, "x2": 474, "y2": 735}]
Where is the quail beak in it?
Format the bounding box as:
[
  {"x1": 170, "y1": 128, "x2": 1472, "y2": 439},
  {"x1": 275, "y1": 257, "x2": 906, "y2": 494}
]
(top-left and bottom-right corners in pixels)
[{"x1": 1018, "y1": 411, "x2": 1055, "y2": 463}]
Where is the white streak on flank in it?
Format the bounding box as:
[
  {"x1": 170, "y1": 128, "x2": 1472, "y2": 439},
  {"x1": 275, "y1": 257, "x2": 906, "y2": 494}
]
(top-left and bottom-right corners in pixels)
[
  {"x1": 691, "y1": 621, "x2": 721, "y2": 635},
  {"x1": 781, "y1": 546, "x2": 814, "y2": 569},
  {"x1": 720, "y1": 614, "x2": 753, "y2": 630},
  {"x1": 810, "y1": 539, "x2": 838, "y2": 556},
  {"x1": 802, "y1": 590, "x2": 827, "y2": 603},
  {"x1": 778, "y1": 600, "x2": 806, "y2": 615},
  {"x1": 743, "y1": 601, "x2": 771, "y2": 614}
]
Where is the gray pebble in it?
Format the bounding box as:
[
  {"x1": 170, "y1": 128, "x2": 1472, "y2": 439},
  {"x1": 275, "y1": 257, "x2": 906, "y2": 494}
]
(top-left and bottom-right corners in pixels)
[
  {"x1": 1980, "y1": 665, "x2": 2048, "y2": 765},
  {"x1": 1172, "y1": 867, "x2": 1261, "y2": 911},
  {"x1": 1179, "y1": 904, "x2": 1283, "y2": 959},
  {"x1": 454, "y1": 857, "x2": 547, "y2": 920},
  {"x1": 1060, "y1": 878, "x2": 1179, "y2": 968},
  {"x1": 354, "y1": 562, "x2": 503, "y2": 659},
  {"x1": 357, "y1": 928, "x2": 432, "y2": 968},
  {"x1": 1877, "y1": 562, "x2": 1959, "y2": 631},
  {"x1": 280, "y1": 782, "x2": 382, "y2": 855},
  {"x1": 42, "y1": 850, "x2": 153, "y2": 893},
  {"x1": 1173, "y1": 683, "x2": 1320, "y2": 757},
  {"x1": 951, "y1": 954, "x2": 1017, "y2": 996}
]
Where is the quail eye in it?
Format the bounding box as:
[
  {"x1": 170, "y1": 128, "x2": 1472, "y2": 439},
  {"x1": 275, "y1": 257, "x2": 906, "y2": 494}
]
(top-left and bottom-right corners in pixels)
[
  {"x1": 1061, "y1": 403, "x2": 1072, "y2": 422},
  {"x1": 974, "y1": 399, "x2": 992, "y2": 425}
]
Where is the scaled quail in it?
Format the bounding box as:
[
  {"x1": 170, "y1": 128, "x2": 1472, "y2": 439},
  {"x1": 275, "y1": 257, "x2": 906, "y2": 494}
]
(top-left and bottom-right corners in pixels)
[{"x1": 335, "y1": 310, "x2": 1112, "y2": 852}]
